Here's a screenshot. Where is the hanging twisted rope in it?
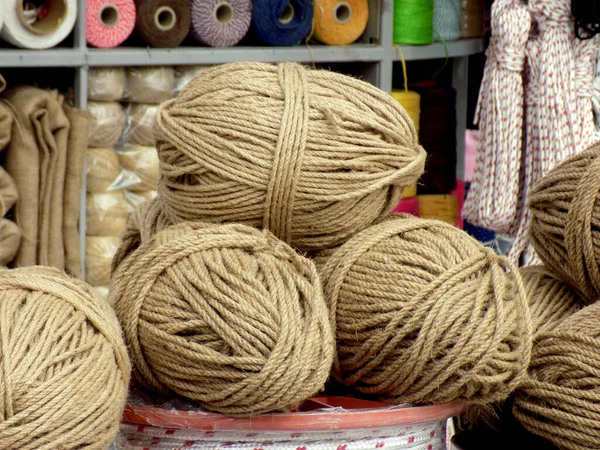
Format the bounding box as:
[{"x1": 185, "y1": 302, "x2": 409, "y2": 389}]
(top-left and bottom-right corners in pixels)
[{"x1": 463, "y1": 0, "x2": 531, "y2": 234}]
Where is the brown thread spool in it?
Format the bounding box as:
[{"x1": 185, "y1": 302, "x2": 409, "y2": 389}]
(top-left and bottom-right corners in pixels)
[
  {"x1": 460, "y1": 0, "x2": 485, "y2": 38},
  {"x1": 134, "y1": 0, "x2": 191, "y2": 48}
]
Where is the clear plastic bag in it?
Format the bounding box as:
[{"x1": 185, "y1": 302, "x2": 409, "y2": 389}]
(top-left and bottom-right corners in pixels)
[
  {"x1": 86, "y1": 190, "x2": 133, "y2": 237},
  {"x1": 85, "y1": 236, "x2": 121, "y2": 286},
  {"x1": 88, "y1": 102, "x2": 126, "y2": 148},
  {"x1": 122, "y1": 104, "x2": 158, "y2": 146},
  {"x1": 174, "y1": 65, "x2": 213, "y2": 94},
  {"x1": 88, "y1": 67, "x2": 127, "y2": 102},
  {"x1": 117, "y1": 145, "x2": 160, "y2": 192},
  {"x1": 125, "y1": 67, "x2": 175, "y2": 104}
]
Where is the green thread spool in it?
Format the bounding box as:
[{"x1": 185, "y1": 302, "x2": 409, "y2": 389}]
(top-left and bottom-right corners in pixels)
[{"x1": 394, "y1": 0, "x2": 434, "y2": 45}]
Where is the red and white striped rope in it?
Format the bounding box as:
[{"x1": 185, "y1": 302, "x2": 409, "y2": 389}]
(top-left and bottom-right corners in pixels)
[{"x1": 463, "y1": 0, "x2": 531, "y2": 234}]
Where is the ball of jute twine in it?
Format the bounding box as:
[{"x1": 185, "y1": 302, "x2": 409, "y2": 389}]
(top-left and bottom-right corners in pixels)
[
  {"x1": 0, "y1": 266, "x2": 130, "y2": 449},
  {"x1": 86, "y1": 147, "x2": 122, "y2": 193},
  {"x1": 110, "y1": 221, "x2": 334, "y2": 416},
  {"x1": 155, "y1": 62, "x2": 426, "y2": 252},
  {"x1": 86, "y1": 190, "x2": 133, "y2": 237},
  {"x1": 320, "y1": 214, "x2": 532, "y2": 405},
  {"x1": 86, "y1": 236, "x2": 121, "y2": 286},
  {"x1": 123, "y1": 104, "x2": 158, "y2": 146},
  {"x1": 117, "y1": 145, "x2": 159, "y2": 192},
  {"x1": 513, "y1": 301, "x2": 600, "y2": 450},
  {"x1": 87, "y1": 101, "x2": 125, "y2": 148},
  {"x1": 529, "y1": 143, "x2": 600, "y2": 303}
]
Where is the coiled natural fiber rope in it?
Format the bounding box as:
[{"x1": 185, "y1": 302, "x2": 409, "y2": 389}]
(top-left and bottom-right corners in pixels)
[
  {"x1": 320, "y1": 214, "x2": 532, "y2": 405},
  {"x1": 0, "y1": 266, "x2": 130, "y2": 449},
  {"x1": 155, "y1": 62, "x2": 426, "y2": 252},
  {"x1": 513, "y1": 301, "x2": 600, "y2": 450},
  {"x1": 111, "y1": 221, "x2": 334, "y2": 416},
  {"x1": 529, "y1": 143, "x2": 600, "y2": 303}
]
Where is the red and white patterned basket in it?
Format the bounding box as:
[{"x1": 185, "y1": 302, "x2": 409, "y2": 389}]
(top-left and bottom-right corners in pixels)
[{"x1": 115, "y1": 396, "x2": 465, "y2": 450}]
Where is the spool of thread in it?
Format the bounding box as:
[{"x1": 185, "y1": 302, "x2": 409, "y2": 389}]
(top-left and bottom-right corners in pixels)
[
  {"x1": 135, "y1": 0, "x2": 191, "y2": 47},
  {"x1": 126, "y1": 66, "x2": 175, "y2": 104},
  {"x1": 321, "y1": 215, "x2": 532, "y2": 405},
  {"x1": 88, "y1": 67, "x2": 127, "y2": 102},
  {"x1": 529, "y1": 144, "x2": 600, "y2": 303},
  {"x1": 520, "y1": 266, "x2": 582, "y2": 335},
  {"x1": 86, "y1": 190, "x2": 132, "y2": 236},
  {"x1": 418, "y1": 193, "x2": 458, "y2": 226},
  {"x1": 514, "y1": 302, "x2": 600, "y2": 449},
  {"x1": 313, "y1": 0, "x2": 369, "y2": 45},
  {"x1": 86, "y1": 148, "x2": 122, "y2": 193},
  {"x1": 0, "y1": 267, "x2": 130, "y2": 448},
  {"x1": 155, "y1": 62, "x2": 426, "y2": 252},
  {"x1": 393, "y1": 0, "x2": 434, "y2": 44},
  {"x1": 123, "y1": 104, "x2": 158, "y2": 146},
  {"x1": 86, "y1": 236, "x2": 121, "y2": 286},
  {"x1": 392, "y1": 90, "x2": 420, "y2": 200},
  {"x1": 252, "y1": 0, "x2": 313, "y2": 46},
  {"x1": 88, "y1": 102, "x2": 125, "y2": 148},
  {"x1": 86, "y1": 0, "x2": 136, "y2": 48},
  {"x1": 174, "y1": 65, "x2": 213, "y2": 93},
  {"x1": 2, "y1": 0, "x2": 77, "y2": 49},
  {"x1": 111, "y1": 222, "x2": 334, "y2": 416},
  {"x1": 460, "y1": 0, "x2": 484, "y2": 38},
  {"x1": 189, "y1": 0, "x2": 252, "y2": 47},
  {"x1": 117, "y1": 145, "x2": 159, "y2": 191},
  {"x1": 392, "y1": 196, "x2": 420, "y2": 216},
  {"x1": 433, "y1": 0, "x2": 460, "y2": 42}
]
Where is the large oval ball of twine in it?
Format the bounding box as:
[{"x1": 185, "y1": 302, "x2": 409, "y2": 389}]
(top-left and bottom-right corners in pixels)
[
  {"x1": 513, "y1": 301, "x2": 600, "y2": 450},
  {"x1": 110, "y1": 221, "x2": 334, "y2": 416},
  {"x1": 155, "y1": 62, "x2": 426, "y2": 252},
  {"x1": 0, "y1": 267, "x2": 130, "y2": 449},
  {"x1": 321, "y1": 215, "x2": 532, "y2": 405},
  {"x1": 529, "y1": 143, "x2": 600, "y2": 303}
]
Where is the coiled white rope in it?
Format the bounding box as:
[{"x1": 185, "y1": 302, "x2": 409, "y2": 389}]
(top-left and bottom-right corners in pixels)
[{"x1": 463, "y1": 0, "x2": 531, "y2": 234}]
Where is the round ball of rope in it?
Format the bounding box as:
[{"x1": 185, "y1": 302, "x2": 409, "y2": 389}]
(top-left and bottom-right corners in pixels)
[
  {"x1": 321, "y1": 214, "x2": 532, "y2": 405},
  {"x1": 111, "y1": 221, "x2": 334, "y2": 416},
  {"x1": 0, "y1": 267, "x2": 130, "y2": 449},
  {"x1": 155, "y1": 62, "x2": 426, "y2": 252}
]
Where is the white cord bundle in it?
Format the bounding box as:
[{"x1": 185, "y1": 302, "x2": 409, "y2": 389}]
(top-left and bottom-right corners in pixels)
[
  {"x1": 592, "y1": 49, "x2": 600, "y2": 138},
  {"x1": 510, "y1": 0, "x2": 579, "y2": 265},
  {"x1": 574, "y1": 37, "x2": 599, "y2": 149},
  {"x1": 463, "y1": 0, "x2": 531, "y2": 234}
]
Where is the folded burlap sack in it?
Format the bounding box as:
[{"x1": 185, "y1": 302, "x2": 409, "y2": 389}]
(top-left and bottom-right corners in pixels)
[
  {"x1": 63, "y1": 106, "x2": 90, "y2": 278},
  {"x1": 3, "y1": 87, "x2": 70, "y2": 268},
  {"x1": 0, "y1": 219, "x2": 21, "y2": 266},
  {"x1": 0, "y1": 167, "x2": 18, "y2": 215}
]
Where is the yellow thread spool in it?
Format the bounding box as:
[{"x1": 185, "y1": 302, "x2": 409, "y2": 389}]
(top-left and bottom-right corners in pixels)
[
  {"x1": 313, "y1": 0, "x2": 369, "y2": 45},
  {"x1": 418, "y1": 194, "x2": 458, "y2": 226}
]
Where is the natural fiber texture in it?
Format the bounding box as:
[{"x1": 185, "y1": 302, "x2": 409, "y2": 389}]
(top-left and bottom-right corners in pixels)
[
  {"x1": 0, "y1": 102, "x2": 12, "y2": 152},
  {"x1": 3, "y1": 87, "x2": 69, "y2": 269},
  {"x1": 117, "y1": 145, "x2": 159, "y2": 192},
  {"x1": 88, "y1": 67, "x2": 127, "y2": 102},
  {"x1": 93, "y1": 286, "x2": 110, "y2": 306},
  {"x1": 86, "y1": 191, "x2": 132, "y2": 237},
  {"x1": 417, "y1": 193, "x2": 458, "y2": 226},
  {"x1": 156, "y1": 62, "x2": 426, "y2": 252},
  {"x1": 520, "y1": 266, "x2": 582, "y2": 334},
  {"x1": 123, "y1": 103, "x2": 158, "y2": 146},
  {"x1": 111, "y1": 221, "x2": 334, "y2": 416},
  {"x1": 87, "y1": 101, "x2": 125, "y2": 148},
  {"x1": 0, "y1": 167, "x2": 18, "y2": 214},
  {"x1": 0, "y1": 219, "x2": 21, "y2": 266},
  {"x1": 63, "y1": 106, "x2": 90, "y2": 278},
  {"x1": 126, "y1": 66, "x2": 175, "y2": 104},
  {"x1": 320, "y1": 214, "x2": 532, "y2": 405},
  {"x1": 86, "y1": 148, "x2": 122, "y2": 193},
  {"x1": 86, "y1": 236, "x2": 121, "y2": 286},
  {"x1": 0, "y1": 266, "x2": 130, "y2": 449},
  {"x1": 513, "y1": 301, "x2": 600, "y2": 450},
  {"x1": 529, "y1": 144, "x2": 600, "y2": 302}
]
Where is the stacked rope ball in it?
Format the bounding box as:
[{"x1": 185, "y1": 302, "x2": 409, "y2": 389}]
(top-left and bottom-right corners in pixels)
[
  {"x1": 154, "y1": 61, "x2": 426, "y2": 252},
  {"x1": 319, "y1": 214, "x2": 532, "y2": 406},
  {"x1": 110, "y1": 221, "x2": 334, "y2": 416},
  {"x1": 0, "y1": 267, "x2": 130, "y2": 449}
]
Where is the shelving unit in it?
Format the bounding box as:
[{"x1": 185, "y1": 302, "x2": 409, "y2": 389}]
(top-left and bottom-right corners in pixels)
[{"x1": 0, "y1": 0, "x2": 485, "y2": 276}]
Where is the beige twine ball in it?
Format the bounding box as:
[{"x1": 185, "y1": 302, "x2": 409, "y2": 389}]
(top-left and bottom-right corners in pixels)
[
  {"x1": 86, "y1": 236, "x2": 121, "y2": 286},
  {"x1": 93, "y1": 286, "x2": 110, "y2": 305},
  {"x1": 126, "y1": 66, "x2": 175, "y2": 104},
  {"x1": 514, "y1": 301, "x2": 600, "y2": 450},
  {"x1": 529, "y1": 143, "x2": 600, "y2": 303},
  {"x1": 155, "y1": 62, "x2": 426, "y2": 252},
  {"x1": 111, "y1": 221, "x2": 334, "y2": 416},
  {"x1": 88, "y1": 67, "x2": 127, "y2": 102},
  {"x1": 123, "y1": 104, "x2": 158, "y2": 146},
  {"x1": 86, "y1": 191, "x2": 132, "y2": 237},
  {"x1": 174, "y1": 65, "x2": 213, "y2": 94},
  {"x1": 117, "y1": 146, "x2": 159, "y2": 192},
  {"x1": 0, "y1": 266, "x2": 130, "y2": 449},
  {"x1": 321, "y1": 214, "x2": 532, "y2": 405},
  {"x1": 86, "y1": 148, "x2": 122, "y2": 193},
  {"x1": 87, "y1": 102, "x2": 125, "y2": 148}
]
